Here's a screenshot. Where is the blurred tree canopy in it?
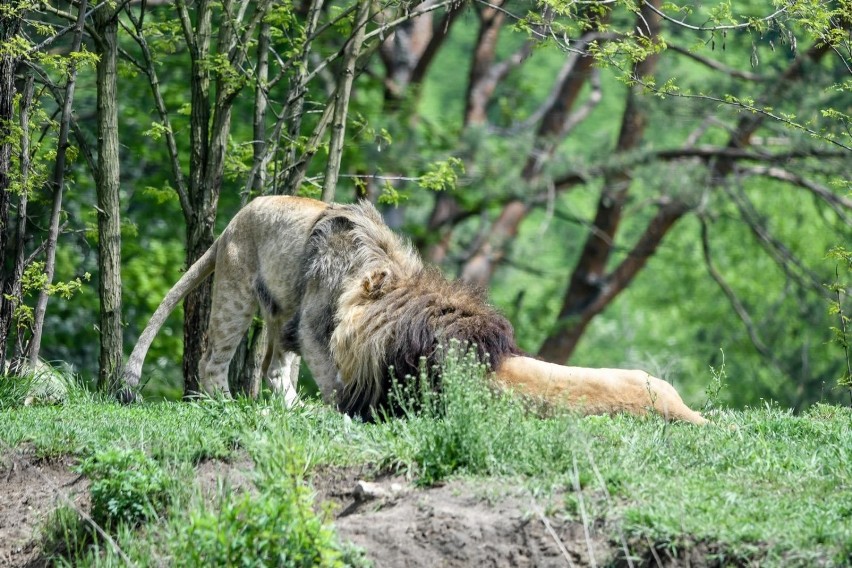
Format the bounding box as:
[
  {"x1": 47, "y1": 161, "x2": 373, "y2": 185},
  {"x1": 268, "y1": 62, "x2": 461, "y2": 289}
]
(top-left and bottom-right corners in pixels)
[{"x1": 0, "y1": 0, "x2": 849, "y2": 407}]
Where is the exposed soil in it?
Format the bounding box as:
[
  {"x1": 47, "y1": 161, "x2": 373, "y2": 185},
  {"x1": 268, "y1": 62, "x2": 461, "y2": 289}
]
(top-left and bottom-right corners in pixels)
[
  {"x1": 314, "y1": 467, "x2": 611, "y2": 567},
  {"x1": 2, "y1": 450, "x2": 719, "y2": 567},
  {"x1": 0, "y1": 449, "x2": 89, "y2": 568}
]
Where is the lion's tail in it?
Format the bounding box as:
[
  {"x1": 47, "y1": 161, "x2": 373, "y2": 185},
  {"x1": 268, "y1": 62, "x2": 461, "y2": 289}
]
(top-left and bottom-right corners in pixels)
[
  {"x1": 495, "y1": 355, "x2": 707, "y2": 425},
  {"x1": 120, "y1": 241, "x2": 219, "y2": 399}
]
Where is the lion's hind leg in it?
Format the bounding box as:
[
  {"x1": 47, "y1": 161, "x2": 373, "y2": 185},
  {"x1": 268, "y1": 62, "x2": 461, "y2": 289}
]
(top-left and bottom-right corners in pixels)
[
  {"x1": 200, "y1": 309, "x2": 256, "y2": 397},
  {"x1": 199, "y1": 271, "x2": 257, "y2": 398}
]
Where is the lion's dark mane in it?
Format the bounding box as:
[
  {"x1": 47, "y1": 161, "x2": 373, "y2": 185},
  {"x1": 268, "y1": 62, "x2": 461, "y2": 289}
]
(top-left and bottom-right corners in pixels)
[{"x1": 287, "y1": 201, "x2": 521, "y2": 420}]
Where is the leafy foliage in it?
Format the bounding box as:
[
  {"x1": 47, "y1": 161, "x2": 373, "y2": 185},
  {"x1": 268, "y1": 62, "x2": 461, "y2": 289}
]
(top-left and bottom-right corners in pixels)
[
  {"x1": 1, "y1": 0, "x2": 850, "y2": 408},
  {"x1": 77, "y1": 448, "x2": 171, "y2": 528},
  {"x1": 175, "y1": 438, "x2": 365, "y2": 567}
]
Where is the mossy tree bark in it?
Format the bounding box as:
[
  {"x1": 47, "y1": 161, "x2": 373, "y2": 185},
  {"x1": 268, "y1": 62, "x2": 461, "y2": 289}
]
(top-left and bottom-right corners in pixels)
[
  {"x1": 0, "y1": 1, "x2": 25, "y2": 370},
  {"x1": 94, "y1": 3, "x2": 123, "y2": 392}
]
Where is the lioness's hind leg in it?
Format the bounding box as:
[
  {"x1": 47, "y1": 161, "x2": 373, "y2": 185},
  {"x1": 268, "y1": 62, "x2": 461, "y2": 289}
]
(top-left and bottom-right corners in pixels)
[{"x1": 199, "y1": 285, "x2": 257, "y2": 397}]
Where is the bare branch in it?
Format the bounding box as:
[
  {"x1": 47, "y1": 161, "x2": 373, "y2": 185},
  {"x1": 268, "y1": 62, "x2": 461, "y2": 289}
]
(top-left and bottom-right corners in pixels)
[
  {"x1": 269, "y1": 0, "x2": 325, "y2": 195},
  {"x1": 536, "y1": 198, "x2": 690, "y2": 362},
  {"x1": 279, "y1": 91, "x2": 337, "y2": 192},
  {"x1": 643, "y1": 0, "x2": 787, "y2": 32},
  {"x1": 699, "y1": 216, "x2": 776, "y2": 361},
  {"x1": 124, "y1": 6, "x2": 191, "y2": 216},
  {"x1": 736, "y1": 165, "x2": 852, "y2": 224},
  {"x1": 520, "y1": 25, "x2": 604, "y2": 181},
  {"x1": 304, "y1": 0, "x2": 458, "y2": 89},
  {"x1": 322, "y1": 0, "x2": 371, "y2": 202},
  {"x1": 28, "y1": 0, "x2": 135, "y2": 54},
  {"x1": 551, "y1": 146, "x2": 850, "y2": 192},
  {"x1": 668, "y1": 43, "x2": 766, "y2": 82},
  {"x1": 726, "y1": 185, "x2": 833, "y2": 300}
]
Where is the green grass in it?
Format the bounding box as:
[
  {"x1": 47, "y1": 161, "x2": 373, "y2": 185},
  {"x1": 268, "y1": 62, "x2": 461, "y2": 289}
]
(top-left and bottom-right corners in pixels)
[{"x1": 1, "y1": 352, "x2": 851, "y2": 566}]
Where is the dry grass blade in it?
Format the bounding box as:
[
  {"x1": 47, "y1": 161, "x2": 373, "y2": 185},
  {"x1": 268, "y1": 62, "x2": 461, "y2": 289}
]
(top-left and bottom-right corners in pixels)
[
  {"x1": 572, "y1": 455, "x2": 598, "y2": 568},
  {"x1": 535, "y1": 506, "x2": 576, "y2": 568}
]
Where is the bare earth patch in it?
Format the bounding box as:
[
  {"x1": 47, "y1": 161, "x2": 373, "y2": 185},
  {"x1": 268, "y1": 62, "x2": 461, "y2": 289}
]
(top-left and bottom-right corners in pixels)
[
  {"x1": 0, "y1": 451, "x2": 88, "y2": 568},
  {"x1": 2, "y1": 453, "x2": 694, "y2": 567},
  {"x1": 314, "y1": 468, "x2": 612, "y2": 567}
]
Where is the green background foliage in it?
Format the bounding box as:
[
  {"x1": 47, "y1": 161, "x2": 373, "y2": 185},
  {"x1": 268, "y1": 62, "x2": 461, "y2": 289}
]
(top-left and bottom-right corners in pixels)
[{"x1": 1, "y1": 0, "x2": 849, "y2": 408}]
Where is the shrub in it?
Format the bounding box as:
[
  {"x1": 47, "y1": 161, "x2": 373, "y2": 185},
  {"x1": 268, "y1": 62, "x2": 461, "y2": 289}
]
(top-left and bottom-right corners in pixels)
[
  {"x1": 173, "y1": 435, "x2": 368, "y2": 567},
  {"x1": 77, "y1": 448, "x2": 171, "y2": 528}
]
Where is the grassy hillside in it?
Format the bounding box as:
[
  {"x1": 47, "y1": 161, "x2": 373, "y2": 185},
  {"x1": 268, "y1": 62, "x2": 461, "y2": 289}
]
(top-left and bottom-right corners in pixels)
[{"x1": 1, "y1": 358, "x2": 850, "y2": 566}]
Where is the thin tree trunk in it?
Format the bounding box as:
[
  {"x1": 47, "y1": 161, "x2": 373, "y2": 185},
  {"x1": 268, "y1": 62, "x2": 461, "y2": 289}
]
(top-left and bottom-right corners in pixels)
[
  {"x1": 251, "y1": 21, "x2": 269, "y2": 198},
  {"x1": 95, "y1": 3, "x2": 123, "y2": 391},
  {"x1": 8, "y1": 76, "x2": 32, "y2": 369},
  {"x1": 28, "y1": 0, "x2": 88, "y2": 366},
  {"x1": 230, "y1": 20, "x2": 271, "y2": 396},
  {"x1": 0, "y1": 1, "x2": 25, "y2": 369},
  {"x1": 1, "y1": 74, "x2": 32, "y2": 372},
  {"x1": 178, "y1": 0, "x2": 212, "y2": 396},
  {"x1": 277, "y1": 0, "x2": 324, "y2": 194},
  {"x1": 322, "y1": 0, "x2": 370, "y2": 202}
]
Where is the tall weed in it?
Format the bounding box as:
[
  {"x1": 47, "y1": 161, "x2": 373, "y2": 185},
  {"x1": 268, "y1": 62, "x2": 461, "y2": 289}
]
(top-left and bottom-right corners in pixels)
[{"x1": 386, "y1": 344, "x2": 574, "y2": 485}]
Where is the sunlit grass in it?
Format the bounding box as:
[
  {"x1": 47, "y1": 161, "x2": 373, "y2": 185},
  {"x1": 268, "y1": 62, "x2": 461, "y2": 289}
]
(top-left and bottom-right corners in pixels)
[{"x1": 2, "y1": 353, "x2": 850, "y2": 566}]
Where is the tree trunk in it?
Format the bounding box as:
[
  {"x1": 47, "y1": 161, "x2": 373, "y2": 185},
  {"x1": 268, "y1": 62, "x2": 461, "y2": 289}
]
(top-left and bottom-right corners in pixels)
[
  {"x1": 457, "y1": 2, "x2": 606, "y2": 287},
  {"x1": 182, "y1": 225, "x2": 214, "y2": 396},
  {"x1": 0, "y1": 1, "x2": 25, "y2": 369},
  {"x1": 5, "y1": 75, "x2": 33, "y2": 371},
  {"x1": 95, "y1": 4, "x2": 123, "y2": 392},
  {"x1": 179, "y1": 0, "x2": 212, "y2": 397},
  {"x1": 536, "y1": 1, "x2": 662, "y2": 363},
  {"x1": 536, "y1": 5, "x2": 831, "y2": 364},
  {"x1": 322, "y1": 0, "x2": 370, "y2": 202},
  {"x1": 28, "y1": 0, "x2": 88, "y2": 366}
]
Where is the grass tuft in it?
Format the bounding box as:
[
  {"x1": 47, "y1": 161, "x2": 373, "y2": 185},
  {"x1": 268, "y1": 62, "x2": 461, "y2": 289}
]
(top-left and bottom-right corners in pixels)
[{"x1": 77, "y1": 448, "x2": 172, "y2": 528}]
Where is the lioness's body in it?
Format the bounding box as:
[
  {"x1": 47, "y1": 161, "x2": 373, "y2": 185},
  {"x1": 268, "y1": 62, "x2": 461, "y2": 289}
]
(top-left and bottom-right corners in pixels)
[
  {"x1": 125, "y1": 196, "x2": 326, "y2": 404},
  {"x1": 124, "y1": 196, "x2": 706, "y2": 425}
]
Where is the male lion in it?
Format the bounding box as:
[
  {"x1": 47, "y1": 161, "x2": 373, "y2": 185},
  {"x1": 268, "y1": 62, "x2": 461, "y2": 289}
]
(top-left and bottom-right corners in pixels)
[{"x1": 123, "y1": 196, "x2": 705, "y2": 425}]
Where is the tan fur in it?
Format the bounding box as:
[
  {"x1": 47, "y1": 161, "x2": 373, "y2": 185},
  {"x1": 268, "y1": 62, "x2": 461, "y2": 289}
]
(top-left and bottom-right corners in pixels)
[
  {"x1": 495, "y1": 356, "x2": 707, "y2": 425},
  {"x1": 124, "y1": 195, "x2": 705, "y2": 425},
  {"x1": 123, "y1": 196, "x2": 328, "y2": 402}
]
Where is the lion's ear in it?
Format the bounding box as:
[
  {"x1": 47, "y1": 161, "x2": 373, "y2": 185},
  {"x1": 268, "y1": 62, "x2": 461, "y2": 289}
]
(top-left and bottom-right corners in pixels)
[{"x1": 362, "y1": 270, "x2": 389, "y2": 299}]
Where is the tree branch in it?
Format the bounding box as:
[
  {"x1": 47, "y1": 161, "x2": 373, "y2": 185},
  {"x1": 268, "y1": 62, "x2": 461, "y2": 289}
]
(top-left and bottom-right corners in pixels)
[
  {"x1": 322, "y1": 0, "x2": 371, "y2": 202},
  {"x1": 736, "y1": 165, "x2": 852, "y2": 224},
  {"x1": 409, "y1": 0, "x2": 466, "y2": 86},
  {"x1": 642, "y1": 0, "x2": 787, "y2": 32},
  {"x1": 726, "y1": 185, "x2": 832, "y2": 300},
  {"x1": 699, "y1": 216, "x2": 776, "y2": 361},
  {"x1": 667, "y1": 43, "x2": 766, "y2": 82},
  {"x1": 124, "y1": 5, "x2": 191, "y2": 217},
  {"x1": 537, "y1": 198, "x2": 690, "y2": 362}
]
